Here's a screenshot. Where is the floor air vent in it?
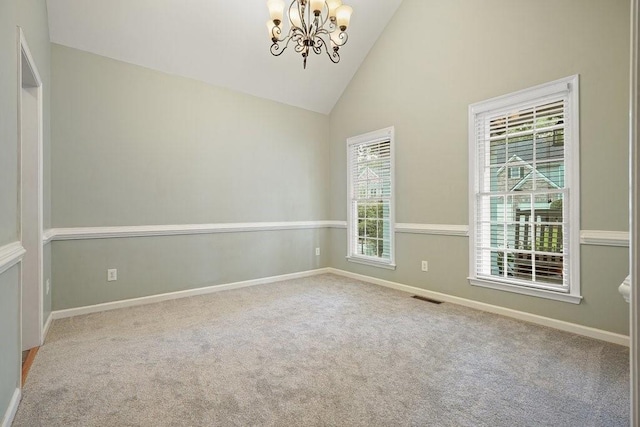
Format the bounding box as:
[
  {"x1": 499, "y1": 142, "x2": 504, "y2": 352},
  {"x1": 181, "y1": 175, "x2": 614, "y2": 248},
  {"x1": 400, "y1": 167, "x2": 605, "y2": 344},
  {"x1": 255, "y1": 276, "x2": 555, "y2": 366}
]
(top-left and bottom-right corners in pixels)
[{"x1": 412, "y1": 295, "x2": 443, "y2": 304}]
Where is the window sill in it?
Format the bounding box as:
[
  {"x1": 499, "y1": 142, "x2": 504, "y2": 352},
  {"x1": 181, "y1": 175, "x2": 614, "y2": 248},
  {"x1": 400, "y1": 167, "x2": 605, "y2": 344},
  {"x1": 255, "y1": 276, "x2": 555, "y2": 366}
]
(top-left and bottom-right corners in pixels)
[
  {"x1": 346, "y1": 256, "x2": 396, "y2": 270},
  {"x1": 469, "y1": 277, "x2": 582, "y2": 304}
]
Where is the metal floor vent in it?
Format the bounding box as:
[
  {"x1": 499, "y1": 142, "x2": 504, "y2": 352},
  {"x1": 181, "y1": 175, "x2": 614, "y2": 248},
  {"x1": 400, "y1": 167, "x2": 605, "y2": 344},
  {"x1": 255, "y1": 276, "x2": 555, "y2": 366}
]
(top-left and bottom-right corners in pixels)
[{"x1": 412, "y1": 295, "x2": 443, "y2": 304}]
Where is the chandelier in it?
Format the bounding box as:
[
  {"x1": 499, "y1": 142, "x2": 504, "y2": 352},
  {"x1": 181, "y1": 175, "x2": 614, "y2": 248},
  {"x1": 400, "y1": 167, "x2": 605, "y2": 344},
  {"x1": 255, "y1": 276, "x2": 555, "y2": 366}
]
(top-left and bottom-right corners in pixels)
[{"x1": 266, "y1": 0, "x2": 353, "y2": 69}]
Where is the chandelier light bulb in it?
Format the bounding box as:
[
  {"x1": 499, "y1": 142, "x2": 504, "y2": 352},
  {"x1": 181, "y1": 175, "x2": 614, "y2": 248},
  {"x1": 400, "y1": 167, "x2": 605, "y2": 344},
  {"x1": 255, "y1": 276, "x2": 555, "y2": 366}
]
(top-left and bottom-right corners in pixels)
[
  {"x1": 336, "y1": 5, "x2": 353, "y2": 31},
  {"x1": 310, "y1": 0, "x2": 324, "y2": 15},
  {"x1": 327, "y1": 0, "x2": 342, "y2": 18},
  {"x1": 267, "y1": 0, "x2": 285, "y2": 25}
]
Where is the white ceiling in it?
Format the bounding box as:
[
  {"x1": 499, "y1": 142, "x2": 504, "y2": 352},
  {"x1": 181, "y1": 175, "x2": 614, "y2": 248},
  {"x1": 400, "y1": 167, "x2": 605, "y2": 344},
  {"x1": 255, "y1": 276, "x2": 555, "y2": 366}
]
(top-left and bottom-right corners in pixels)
[{"x1": 46, "y1": 0, "x2": 404, "y2": 114}]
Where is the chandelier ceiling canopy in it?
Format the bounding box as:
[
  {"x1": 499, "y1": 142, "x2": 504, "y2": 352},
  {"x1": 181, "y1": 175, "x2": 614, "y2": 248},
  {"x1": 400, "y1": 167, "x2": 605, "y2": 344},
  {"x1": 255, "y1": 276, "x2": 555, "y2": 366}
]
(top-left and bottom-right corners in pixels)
[{"x1": 266, "y1": 0, "x2": 353, "y2": 69}]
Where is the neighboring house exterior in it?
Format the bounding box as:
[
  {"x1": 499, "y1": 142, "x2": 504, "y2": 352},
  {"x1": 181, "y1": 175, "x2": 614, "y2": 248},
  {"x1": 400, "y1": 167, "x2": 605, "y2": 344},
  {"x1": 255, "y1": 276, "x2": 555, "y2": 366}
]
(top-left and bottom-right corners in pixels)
[
  {"x1": 356, "y1": 166, "x2": 383, "y2": 199},
  {"x1": 488, "y1": 134, "x2": 565, "y2": 283},
  {"x1": 493, "y1": 154, "x2": 563, "y2": 225},
  {"x1": 354, "y1": 162, "x2": 391, "y2": 259}
]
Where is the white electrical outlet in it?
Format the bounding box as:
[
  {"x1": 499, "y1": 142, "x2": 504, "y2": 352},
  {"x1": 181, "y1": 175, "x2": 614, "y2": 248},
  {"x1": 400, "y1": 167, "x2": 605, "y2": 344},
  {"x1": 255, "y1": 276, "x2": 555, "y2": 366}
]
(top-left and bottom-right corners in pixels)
[
  {"x1": 421, "y1": 261, "x2": 428, "y2": 272},
  {"x1": 107, "y1": 268, "x2": 118, "y2": 281},
  {"x1": 46, "y1": 279, "x2": 50, "y2": 295},
  {"x1": 315, "y1": 247, "x2": 320, "y2": 256}
]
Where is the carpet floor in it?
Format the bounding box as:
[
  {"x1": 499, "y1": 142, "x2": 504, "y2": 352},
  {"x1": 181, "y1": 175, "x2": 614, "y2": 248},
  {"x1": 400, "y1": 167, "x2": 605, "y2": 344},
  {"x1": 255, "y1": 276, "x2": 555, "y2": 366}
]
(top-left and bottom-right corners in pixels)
[{"x1": 14, "y1": 274, "x2": 629, "y2": 426}]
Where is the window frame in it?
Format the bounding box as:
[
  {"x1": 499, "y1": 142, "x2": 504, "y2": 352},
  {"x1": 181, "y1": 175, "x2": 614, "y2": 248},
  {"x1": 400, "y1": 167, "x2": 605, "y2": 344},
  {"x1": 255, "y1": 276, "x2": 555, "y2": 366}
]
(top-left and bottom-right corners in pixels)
[
  {"x1": 468, "y1": 76, "x2": 581, "y2": 304},
  {"x1": 346, "y1": 126, "x2": 396, "y2": 270}
]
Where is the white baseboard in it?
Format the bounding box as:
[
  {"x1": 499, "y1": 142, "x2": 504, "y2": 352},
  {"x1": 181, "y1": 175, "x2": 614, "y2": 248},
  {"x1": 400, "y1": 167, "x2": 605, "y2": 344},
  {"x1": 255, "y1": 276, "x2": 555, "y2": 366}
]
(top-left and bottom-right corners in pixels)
[
  {"x1": 41, "y1": 313, "x2": 52, "y2": 343},
  {"x1": 327, "y1": 268, "x2": 630, "y2": 347},
  {"x1": 52, "y1": 268, "x2": 331, "y2": 320},
  {"x1": 1, "y1": 388, "x2": 21, "y2": 427}
]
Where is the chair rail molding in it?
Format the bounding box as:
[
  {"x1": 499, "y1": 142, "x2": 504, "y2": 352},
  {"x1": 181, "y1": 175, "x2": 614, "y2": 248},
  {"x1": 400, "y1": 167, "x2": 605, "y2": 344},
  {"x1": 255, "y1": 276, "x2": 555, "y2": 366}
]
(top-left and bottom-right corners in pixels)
[
  {"x1": 43, "y1": 221, "x2": 341, "y2": 241},
  {"x1": 395, "y1": 223, "x2": 469, "y2": 237},
  {"x1": 42, "y1": 223, "x2": 629, "y2": 247},
  {"x1": 42, "y1": 229, "x2": 55, "y2": 244},
  {"x1": 579, "y1": 230, "x2": 630, "y2": 247},
  {"x1": 0, "y1": 241, "x2": 26, "y2": 275}
]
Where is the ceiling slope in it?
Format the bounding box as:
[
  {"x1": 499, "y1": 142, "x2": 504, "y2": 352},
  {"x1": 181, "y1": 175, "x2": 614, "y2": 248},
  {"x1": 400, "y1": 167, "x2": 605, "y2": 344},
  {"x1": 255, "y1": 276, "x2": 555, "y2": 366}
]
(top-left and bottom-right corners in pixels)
[{"x1": 46, "y1": 0, "x2": 403, "y2": 114}]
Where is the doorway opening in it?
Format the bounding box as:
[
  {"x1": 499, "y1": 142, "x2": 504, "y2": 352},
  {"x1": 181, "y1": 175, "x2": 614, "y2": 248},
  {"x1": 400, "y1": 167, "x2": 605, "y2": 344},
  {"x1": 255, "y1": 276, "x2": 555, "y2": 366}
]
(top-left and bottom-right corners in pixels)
[{"x1": 18, "y1": 28, "x2": 44, "y2": 356}]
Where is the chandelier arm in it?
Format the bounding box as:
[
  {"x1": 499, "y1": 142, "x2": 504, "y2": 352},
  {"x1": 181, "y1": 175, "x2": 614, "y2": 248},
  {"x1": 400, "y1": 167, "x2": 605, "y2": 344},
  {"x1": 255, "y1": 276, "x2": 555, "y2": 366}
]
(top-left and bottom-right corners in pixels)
[
  {"x1": 271, "y1": 25, "x2": 285, "y2": 42},
  {"x1": 315, "y1": 35, "x2": 340, "y2": 64},
  {"x1": 294, "y1": 41, "x2": 306, "y2": 54},
  {"x1": 333, "y1": 31, "x2": 348, "y2": 47},
  {"x1": 314, "y1": 27, "x2": 348, "y2": 49},
  {"x1": 325, "y1": 45, "x2": 340, "y2": 64},
  {"x1": 270, "y1": 28, "x2": 296, "y2": 57},
  {"x1": 270, "y1": 41, "x2": 288, "y2": 57},
  {"x1": 287, "y1": 0, "x2": 298, "y2": 29}
]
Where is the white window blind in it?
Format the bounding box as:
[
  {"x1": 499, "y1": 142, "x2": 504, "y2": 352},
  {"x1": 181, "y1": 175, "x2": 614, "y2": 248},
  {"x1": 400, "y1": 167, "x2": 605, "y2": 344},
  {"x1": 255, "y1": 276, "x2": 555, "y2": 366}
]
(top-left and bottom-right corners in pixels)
[
  {"x1": 347, "y1": 127, "x2": 395, "y2": 268},
  {"x1": 469, "y1": 76, "x2": 580, "y2": 302}
]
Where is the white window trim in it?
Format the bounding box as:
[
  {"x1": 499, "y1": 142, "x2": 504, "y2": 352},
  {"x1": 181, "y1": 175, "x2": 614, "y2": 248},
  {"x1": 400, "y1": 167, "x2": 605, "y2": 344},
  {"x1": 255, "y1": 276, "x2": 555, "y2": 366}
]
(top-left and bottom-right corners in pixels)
[
  {"x1": 468, "y1": 75, "x2": 581, "y2": 304},
  {"x1": 346, "y1": 126, "x2": 396, "y2": 270}
]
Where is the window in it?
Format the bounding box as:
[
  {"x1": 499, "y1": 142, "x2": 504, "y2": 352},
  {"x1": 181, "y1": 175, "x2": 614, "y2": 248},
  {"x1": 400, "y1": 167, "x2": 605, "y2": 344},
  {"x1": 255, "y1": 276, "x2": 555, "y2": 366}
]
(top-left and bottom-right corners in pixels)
[
  {"x1": 508, "y1": 166, "x2": 523, "y2": 179},
  {"x1": 347, "y1": 126, "x2": 395, "y2": 269},
  {"x1": 468, "y1": 76, "x2": 581, "y2": 304}
]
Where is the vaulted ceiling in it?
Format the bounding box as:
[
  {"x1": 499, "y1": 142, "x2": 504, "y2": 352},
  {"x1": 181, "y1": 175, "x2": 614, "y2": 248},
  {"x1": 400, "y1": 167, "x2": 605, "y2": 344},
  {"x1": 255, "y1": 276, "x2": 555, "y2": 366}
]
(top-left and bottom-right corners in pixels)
[{"x1": 46, "y1": 0, "x2": 404, "y2": 114}]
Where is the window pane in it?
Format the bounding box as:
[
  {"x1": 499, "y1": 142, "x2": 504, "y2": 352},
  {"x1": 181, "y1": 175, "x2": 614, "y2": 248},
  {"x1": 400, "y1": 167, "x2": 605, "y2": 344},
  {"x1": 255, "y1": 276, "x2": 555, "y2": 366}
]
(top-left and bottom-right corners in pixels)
[
  {"x1": 491, "y1": 223, "x2": 504, "y2": 249},
  {"x1": 534, "y1": 255, "x2": 564, "y2": 285},
  {"x1": 489, "y1": 138, "x2": 506, "y2": 166},
  {"x1": 536, "y1": 101, "x2": 564, "y2": 130},
  {"x1": 509, "y1": 137, "x2": 534, "y2": 163},
  {"x1": 507, "y1": 108, "x2": 534, "y2": 135},
  {"x1": 512, "y1": 252, "x2": 533, "y2": 281},
  {"x1": 536, "y1": 162, "x2": 564, "y2": 189},
  {"x1": 507, "y1": 223, "x2": 532, "y2": 251},
  {"x1": 536, "y1": 129, "x2": 564, "y2": 161},
  {"x1": 477, "y1": 195, "x2": 504, "y2": 222},
  {"x1": 487, "y1": 167, "x2": 504, "y2": 193},
  {"x1": 491, "y1": 250, "x2": 505, "y2": 277}
]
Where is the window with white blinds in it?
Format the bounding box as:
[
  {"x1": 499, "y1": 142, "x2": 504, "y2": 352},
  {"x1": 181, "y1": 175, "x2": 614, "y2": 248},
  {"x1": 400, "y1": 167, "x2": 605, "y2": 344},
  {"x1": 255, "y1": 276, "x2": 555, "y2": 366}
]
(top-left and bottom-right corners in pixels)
[
  {"x1": 468, "y1": 76, "x2": 581, "y2": 304},
  {"x1": 347, "y1": 127, "x2": 395, "y2": 269}
]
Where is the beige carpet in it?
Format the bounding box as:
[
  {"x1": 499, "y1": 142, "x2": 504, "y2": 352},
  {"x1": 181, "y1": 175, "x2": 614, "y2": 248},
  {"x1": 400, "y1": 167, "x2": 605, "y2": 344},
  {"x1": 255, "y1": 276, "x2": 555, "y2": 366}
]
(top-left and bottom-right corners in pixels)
[{"x1": 14, "y1": 274, "x2": 629, "y2": 426}]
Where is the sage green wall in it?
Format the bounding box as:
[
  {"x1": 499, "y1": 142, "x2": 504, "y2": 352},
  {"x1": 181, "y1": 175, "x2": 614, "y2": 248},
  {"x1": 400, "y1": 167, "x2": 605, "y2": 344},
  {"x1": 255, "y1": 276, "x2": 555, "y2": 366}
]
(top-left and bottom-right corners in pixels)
[
  {"x1": 52, "y1": 44, "x2": 329, "y2": 226},
  {"x1": 328, "y1": 0, "x2": 630, "y2": 334},
  {"x1": 0, "y1": 267, "x2": 20, "y2": 419},
  {"x1": 0, "y1": 0, "x2": 19, "y2": 248},
  {"x1": 0, "y1": 0, "x2": 51, "y2": 420},
  {"x1": 51, "y1": 44, "x2": 330, "y2": 310},
  {"x1": 52, "y1": 229, "x2": 329, "y2": 310}
]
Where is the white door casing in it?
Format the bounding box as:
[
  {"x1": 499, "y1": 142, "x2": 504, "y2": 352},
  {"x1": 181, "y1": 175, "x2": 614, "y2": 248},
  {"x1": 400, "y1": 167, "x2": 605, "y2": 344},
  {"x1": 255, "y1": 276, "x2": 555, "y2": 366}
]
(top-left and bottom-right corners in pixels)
[{"x1": 18, "y1": 27, "x2": 44, "y2": 352}]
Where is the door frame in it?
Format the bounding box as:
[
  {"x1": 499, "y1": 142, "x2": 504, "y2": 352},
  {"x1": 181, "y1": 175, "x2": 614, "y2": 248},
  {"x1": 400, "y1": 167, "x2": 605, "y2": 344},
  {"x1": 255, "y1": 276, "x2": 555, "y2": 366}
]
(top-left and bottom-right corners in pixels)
[{"x1": 17, "y1": 27, "x2": 44, "y2": 354}]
